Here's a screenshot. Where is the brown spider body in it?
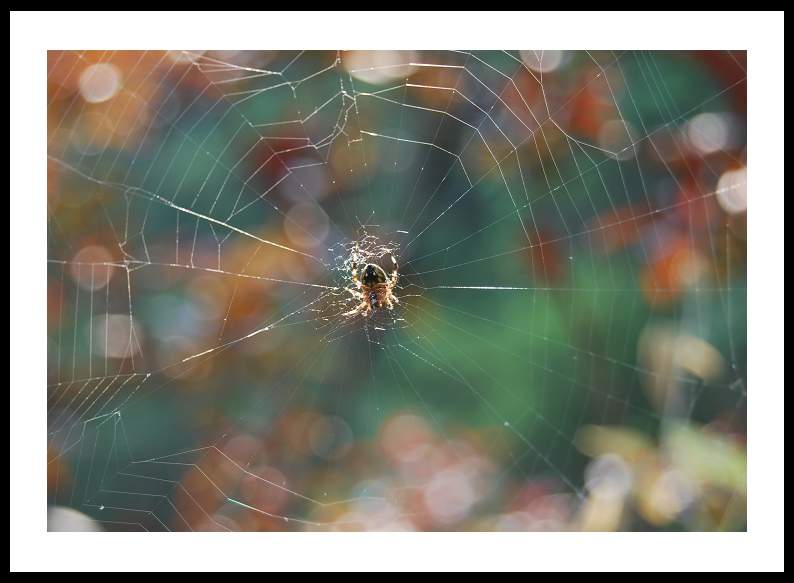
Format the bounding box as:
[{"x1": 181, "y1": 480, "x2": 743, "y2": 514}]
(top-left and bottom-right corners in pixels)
[{"x1": 345, "y1": 246, "x2": 399, "y2": 317}]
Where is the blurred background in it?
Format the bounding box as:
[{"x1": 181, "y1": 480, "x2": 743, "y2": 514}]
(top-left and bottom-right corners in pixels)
[{"x1": 47, "y1": 49, "x2": 747, "y2": 533}]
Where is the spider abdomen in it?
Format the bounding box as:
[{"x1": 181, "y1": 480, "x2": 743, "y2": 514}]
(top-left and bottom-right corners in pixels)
[{"x1": 361, "y1": 263, "x2": 388, "y2": 287}]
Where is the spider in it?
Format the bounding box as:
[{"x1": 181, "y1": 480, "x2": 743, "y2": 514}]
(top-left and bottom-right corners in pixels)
[{"x1": 344, "y1": 244, "x2": 399, "y2": 317}]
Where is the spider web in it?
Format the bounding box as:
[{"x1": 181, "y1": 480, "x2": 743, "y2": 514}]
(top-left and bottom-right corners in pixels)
[{"x1": 16, "y1": 12, "x2": 785, "y2": 572}]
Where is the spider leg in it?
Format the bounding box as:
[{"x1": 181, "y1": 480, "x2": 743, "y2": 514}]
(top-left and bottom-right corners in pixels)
[
  {"x1": 387, "y1": 250, "x2": 398, "y2": 285},
  {"x1": 351, "y1": 244, "x2": 359, "y2": 286},
  {"x1": 344, "y1": 298, "x2": 368, "y2": 317}
]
